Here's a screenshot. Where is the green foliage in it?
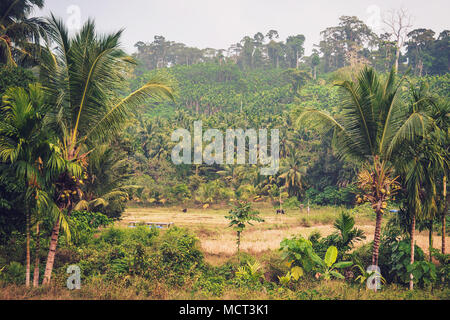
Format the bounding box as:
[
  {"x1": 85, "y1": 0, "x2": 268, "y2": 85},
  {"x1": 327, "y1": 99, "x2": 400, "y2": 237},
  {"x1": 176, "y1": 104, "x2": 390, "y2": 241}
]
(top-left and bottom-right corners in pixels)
[
  {"x1": 389, "y1": 239, "x2": 436, "y2": 287},
  {"x1": 235, "y1": 261, "x2": 264, "y2": 288},
  {"x1": 306, "y1": 186, "x2": 356, "y2": 206},
  {"x1": 0, "y1": 67, "x2": 36, "y2": 96},
  {"x1": 280, "y1": 236, "x2": 323, "y2": 273},
  {"x1": 309, "y1": 211, "x2": 365, "y2": 259},
  {"x1": 194, "y1": 274, "x2": 226, "y2": 297},
  {"x1": 283, "y1": 196, "x2": 301, "y2": 208},
  {"x1": 0, "y1": 261, "x2": 25, "y2": 285},
  {"x1": 280, "y1": 235, "x2": 352, "y2": 281},
  {"x1": 170, "y1": 184, "x2": 191, "y2": 202},
  {"x1": 156, "y1": 227, "x2": 204, "y2": 286},
  {"x1": 431, "y1": 249, "x2": 450, "y2": 286},
  {"x1": 318, "y1": 246, "x2": 353, "y2": 280}
]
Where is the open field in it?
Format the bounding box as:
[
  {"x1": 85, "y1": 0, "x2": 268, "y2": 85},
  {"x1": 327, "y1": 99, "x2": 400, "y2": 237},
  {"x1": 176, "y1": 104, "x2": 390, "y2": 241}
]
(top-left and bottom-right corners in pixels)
[{"x1": 120, "y1": 205, "x2": 449, "y2": 263}]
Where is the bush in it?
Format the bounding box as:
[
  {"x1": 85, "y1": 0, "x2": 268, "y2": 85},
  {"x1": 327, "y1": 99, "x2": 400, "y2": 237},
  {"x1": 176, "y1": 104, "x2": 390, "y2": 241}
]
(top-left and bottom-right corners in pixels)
[
  {"x1": 68, "y1": 211, "x2": 113, "y2": 246},
  {"x1": 153, "y1": 227, "x2": 204, "y2": 286},
  {"x1": 194, "y1": 275, "x2": 226, "y2": 297},
  {"x1": 284, "y1": 196, "x2": 301, "y2": 208},
  {"x1": 389, "y1": 240, "x2": 436, "y2": 287},
  {"x1": 306, "y1": 186, "x2": 356, "y2": 206},
  {"x1": 0, "y1": 262, "x2": 25, "y2": 285},
  {"x1": 431, "y1": 249, "x2": 450, "y2": 287}
]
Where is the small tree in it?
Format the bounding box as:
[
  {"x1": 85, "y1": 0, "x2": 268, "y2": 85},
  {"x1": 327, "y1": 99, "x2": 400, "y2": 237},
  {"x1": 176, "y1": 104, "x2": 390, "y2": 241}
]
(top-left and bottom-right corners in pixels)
[{"x1": 225, "y1": 201, "x2": 264, "y2": 253}]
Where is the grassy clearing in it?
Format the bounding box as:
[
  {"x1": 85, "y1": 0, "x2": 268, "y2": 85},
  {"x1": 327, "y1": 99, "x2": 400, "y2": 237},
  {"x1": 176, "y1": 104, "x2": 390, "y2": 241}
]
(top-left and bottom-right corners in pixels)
[{"x1": 120, "y1": 204, "x2": 447, "y2": 262}]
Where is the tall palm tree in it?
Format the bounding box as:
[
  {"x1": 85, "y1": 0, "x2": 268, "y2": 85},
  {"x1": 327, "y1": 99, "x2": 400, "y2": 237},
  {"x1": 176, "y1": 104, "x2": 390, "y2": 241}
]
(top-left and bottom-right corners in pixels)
[
  {"x1": 394, "y1": 84, "x2": 449, "y2": 290},
  {"x1": 0, "y1": 0, "x2": 47, "y2": 66},
  {"x1": 430, "y1": 99, "x2": 450, "y2": 255},
  {"x1": 39, "y1": 16, "x2": 174, "y2": 285},
  {"x1": 0, "y1": 84, "x2": 67, "y2": 287},
  {"x1": 297, "y1": 67, "x2": 430, "y2": 267}
]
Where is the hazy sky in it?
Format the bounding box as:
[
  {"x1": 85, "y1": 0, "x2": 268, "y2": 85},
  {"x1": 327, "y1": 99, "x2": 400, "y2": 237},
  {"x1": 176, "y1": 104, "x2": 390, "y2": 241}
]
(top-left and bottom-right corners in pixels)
[{"x1": 36, "y1": 0, "x2": 450, "y2": 55}]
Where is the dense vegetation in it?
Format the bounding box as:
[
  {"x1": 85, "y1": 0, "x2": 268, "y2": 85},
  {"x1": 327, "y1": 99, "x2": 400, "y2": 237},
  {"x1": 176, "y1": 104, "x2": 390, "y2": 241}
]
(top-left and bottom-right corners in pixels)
[{"x1": 0, "y1": 0, "x2": 448, "y2": 299}]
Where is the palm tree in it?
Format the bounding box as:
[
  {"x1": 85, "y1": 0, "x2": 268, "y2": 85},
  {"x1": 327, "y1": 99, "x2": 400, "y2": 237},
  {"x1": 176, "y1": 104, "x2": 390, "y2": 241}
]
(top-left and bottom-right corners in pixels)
[
  {"x1": 38, "y1": 16, "x2": 174, "y2": 285},
  {"x1": 297, "y1": 67, "x2": 430, "y2": 267},
  {"x1": 430, "y1": 99, "x2": 450, "y2": 255},
  {"x1": 0, "y1": 84, "x2": 65, "y2": 287},
  {"x1": 394, "y1": 84, "x2": 449, "y2": 290},
  {"x1": 0, "y1": 0, "x2": 47, "y2": 66},
  {"x1": 74, "y1": 144, "x2": 134, "y2": 215},
  {"x1": 278, "y1": 147, "x2": 307, "y2": 199}
]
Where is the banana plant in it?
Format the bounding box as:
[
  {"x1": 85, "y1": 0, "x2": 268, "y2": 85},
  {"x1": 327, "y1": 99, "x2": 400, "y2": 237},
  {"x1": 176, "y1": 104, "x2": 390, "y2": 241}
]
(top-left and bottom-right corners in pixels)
[{"x1": 318, "y1": 246, "x2": 353, "y2": 280}]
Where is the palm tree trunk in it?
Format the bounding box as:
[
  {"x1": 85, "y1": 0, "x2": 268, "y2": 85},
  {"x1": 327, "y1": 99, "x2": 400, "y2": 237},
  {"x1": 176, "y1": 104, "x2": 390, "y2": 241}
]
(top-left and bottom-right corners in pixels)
[
  {"x1": 410, "y1": 213, "x2": 416, "y2": 291},
  {"x1": 371, "y1": 211, "x2": 383, "y2": 267},
  {"x1": 25, "y1": 211, "x2": 30, "y2": 287},
  {"x1": 429, "y1": 220, "x2": 433, "y2": 262},
  {"x1": 237, "y1": 231, "x2": 241, "y2": 253},
  {"x1": 42, "y1": 219, "x2": 60, "y2": 285},
  {"x1": 33, "y1": 222, "x2": 40, "y2": 287},
  {"x1": 443, "y1": 175, "x2": 447, "y2": 254}
]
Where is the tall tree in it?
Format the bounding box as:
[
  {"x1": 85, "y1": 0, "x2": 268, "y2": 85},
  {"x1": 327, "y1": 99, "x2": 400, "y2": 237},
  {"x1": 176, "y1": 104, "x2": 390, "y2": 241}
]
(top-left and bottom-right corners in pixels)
[
  {"x1": 0, "y1": 84, "x2": 65, "y2": 287},
  {"x1": 298, "y1": 67, "x2": 430, "y2": 267},
  {"x1": 383, "y1": 8, "x2": 413, "y2": 73},
  {"x1": 406, "y1": 29, "x2": 436, "y2": 76},
  {"x1": 38, "y1": 15, "x2": 174, "y2": 285},
  {"x1": 286, "y1": 34, "x2": 305, "y2": 69}
]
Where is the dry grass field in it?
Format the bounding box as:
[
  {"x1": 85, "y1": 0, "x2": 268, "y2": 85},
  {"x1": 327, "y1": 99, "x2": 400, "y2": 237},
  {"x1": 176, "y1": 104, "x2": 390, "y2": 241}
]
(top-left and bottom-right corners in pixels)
[{"x1": 120, "y1": 204, "x2": 448, "y2": 264}]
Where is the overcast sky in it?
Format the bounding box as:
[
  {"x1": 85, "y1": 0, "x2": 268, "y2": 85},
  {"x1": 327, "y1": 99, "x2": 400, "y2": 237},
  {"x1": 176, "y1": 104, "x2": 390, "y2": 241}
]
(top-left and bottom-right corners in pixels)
[{"x1": 36, "y1": 0, "x2": 449, "y2": 55}]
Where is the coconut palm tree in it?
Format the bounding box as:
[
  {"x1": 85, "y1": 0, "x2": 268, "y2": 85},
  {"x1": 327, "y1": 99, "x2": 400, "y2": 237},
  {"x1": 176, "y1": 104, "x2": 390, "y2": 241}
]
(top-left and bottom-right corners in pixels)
[
  {"x1": 38, "y1": 16, "x2": 174, "y2": 285},
  {"x1": 0, "y1": 0, "x2": 47, "y2": 66},
  {"x1": 297, "y1": 67, "x2": 431, "y2": 267}
]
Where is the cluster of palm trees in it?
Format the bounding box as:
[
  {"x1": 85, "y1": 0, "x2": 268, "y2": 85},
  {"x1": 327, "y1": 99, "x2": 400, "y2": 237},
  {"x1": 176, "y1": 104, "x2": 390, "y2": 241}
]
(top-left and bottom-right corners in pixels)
[
  {"x1": 0, "y1": 4, "x2": 173, "y2": 287},
  {"x1": 298, "y1": 67, "x2": 449, "y2": 290}
]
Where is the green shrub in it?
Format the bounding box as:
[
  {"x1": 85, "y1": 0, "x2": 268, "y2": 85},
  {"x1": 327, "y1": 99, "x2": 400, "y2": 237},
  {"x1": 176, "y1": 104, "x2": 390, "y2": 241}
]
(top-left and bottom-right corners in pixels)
[
  {"x1": 389, "y1": 240, "x2": 436, "y2": 287},
  {"x1": 99, "y1": 227, "x2": 125, "y2": 245},
  {"x1": 431, "y1": 249, "x2": 450, "y2": 286},
  {"x1": 305, "y1": 186, "x2": 356, "y2": 206},
  {"x1": 0, "y1": 261, "x2": 24, "y2": 285},
  {"x1": 279, "y1": 236, "x2": 323, "y2": 274},
  {"x1": 154, "y1": 227, "x2": 204, "y2": 286},
  {"x1": 68, "y1": 211, "x2": 113, "y2": 246},
  {"x1": 284, "y1": 196, "x2": 301, "y2": 208},
  {"x1": 194, "y1": 275, "x2": 225, "y2": 297}
]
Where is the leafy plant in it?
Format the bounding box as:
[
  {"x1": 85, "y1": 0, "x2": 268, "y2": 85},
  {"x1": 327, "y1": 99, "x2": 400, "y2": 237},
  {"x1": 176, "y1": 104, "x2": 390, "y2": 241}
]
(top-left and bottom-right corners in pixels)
[
  {"x1": 225, "y1": 201, "x2": 264, "y2": 252},
  {"x1": 317, "y1": 246, "x2": 353, "y2": 280},
  {"x1": 389, "y1": 239, "x2": 436, "y2": 287},
  {"x1": 280, "y1": 236, "x2": 323, "y2": 273},
  {"x1": 431, "y1": 248, "x2": 450, "y2": 286},
  {"x1": 236, "y1": 261, "x2": 264, "y2": 283}
]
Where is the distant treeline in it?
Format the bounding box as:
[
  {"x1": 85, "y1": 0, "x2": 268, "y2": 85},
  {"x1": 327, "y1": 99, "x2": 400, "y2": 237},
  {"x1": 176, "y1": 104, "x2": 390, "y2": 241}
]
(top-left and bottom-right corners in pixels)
[{"x1": 133, "y1": 15, "x2": 449, "y2": 76}]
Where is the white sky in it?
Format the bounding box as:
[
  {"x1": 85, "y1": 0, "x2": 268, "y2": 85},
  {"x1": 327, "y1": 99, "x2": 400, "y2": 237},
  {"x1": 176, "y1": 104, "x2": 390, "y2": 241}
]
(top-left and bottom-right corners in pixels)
[{"x1": 36, "y1": 0, "x2": 450, "y2": 55}]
